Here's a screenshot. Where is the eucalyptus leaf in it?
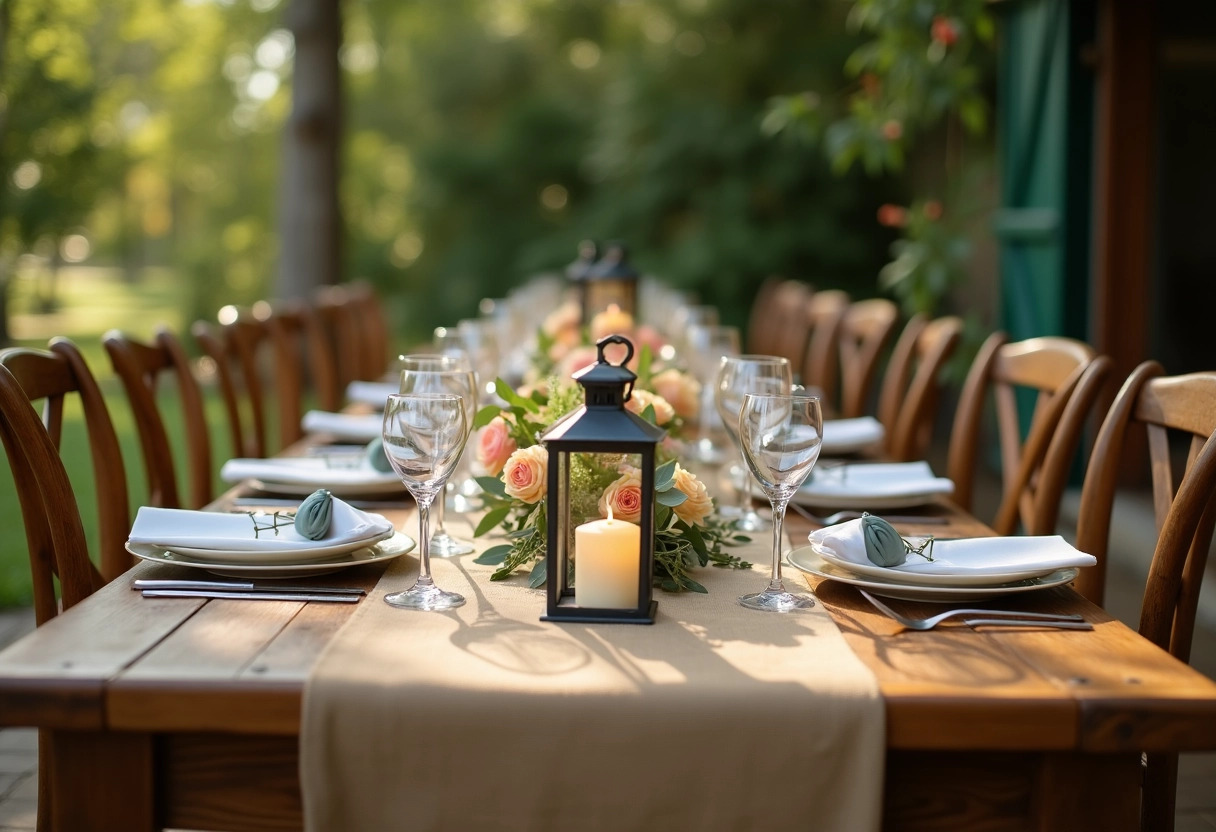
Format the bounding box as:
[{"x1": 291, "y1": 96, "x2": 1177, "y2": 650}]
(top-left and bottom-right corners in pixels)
[
  {"x1": 528, "y1": 558, "x2": 547, "y2": 589},
  {"x1": 474, "y1": 505, "x2": 511, "y2": 537},
  {"x1": 473, "y1": 544, "x2": 513, "y2": 566},
  {"x1": 656, "y1": 489, "x2": 688, "y2": 507},
  {"x1": 476, "y1": 475, "x2": 507, "y2": 499},
  {"x1": 654, "y1": 459, "x2": 678, "y2": 491}
]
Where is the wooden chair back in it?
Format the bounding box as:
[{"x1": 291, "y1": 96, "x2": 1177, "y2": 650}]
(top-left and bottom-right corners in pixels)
[
  {"x1": 745, "y1": 276, "x2": 782, "y2": 354},
  {"x1": 837, "y1": 298, "x2": 900, "y2": 418},
  {"x1": 347, "y1": 279, "x2": 391, "y2": 382},
  {"x1": 875, "y1": 314, "x2": 964, "y2": 461},
  {"x1": 946, "y1": 333, "x2": 1113, "y2": 535},
  {"x1": 262, "y1": 299, "x2": 342, "y2": 445},
  {"x1": 103, "y1": 327, "x2": 213, "y2": 509},
  {"x1": 763, "y1": 280, "x2": 814, "y2": 372},
  {"x1": 1073, "y1": 361, "x2": 1216, "y2": 832},
  {"x1": 0, "y1": 360, "x2": 106, "y2": 623},
  {"x1": 799, "y1": 289, "x2": 849, "y2": 406},
  {"x1": 193, "y1": 311, "x2": 273, "y2": 459},
  {"x1": 0, "y1": 340, "x2": 128, "y2": 587},
  {"x1": 315, "y1": 284, "x2": 368, "y2": 395}
]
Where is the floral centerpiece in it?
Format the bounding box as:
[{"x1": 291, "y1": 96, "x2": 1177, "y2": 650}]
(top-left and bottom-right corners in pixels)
[{"x1": 471, "y1": 357, "x2": 750, "y2": 593}]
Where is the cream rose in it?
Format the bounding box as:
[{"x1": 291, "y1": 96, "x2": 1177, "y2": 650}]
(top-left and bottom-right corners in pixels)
[
  {"x1": 671, "y1": 464, "x2": 714, "y2": 526},
  {"x1": 475, "y1": 417, "x2": 517, "y2": 476},
  {"x1": 599, "y1": 469, "x2": 644, "y2": 523},
  {"x1": 625, "y1": 389, "x2": 675, "y2": 425},
  {"x1": 502, "y1": 445, "x2": 548, "y2": 504},
  {"x1": 650, "y1": 368, "x2": 701, "y2": 421}
]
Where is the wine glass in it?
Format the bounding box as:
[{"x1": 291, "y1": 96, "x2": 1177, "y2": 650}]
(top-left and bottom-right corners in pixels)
[
  {"x1": 381, "y1": 393, "x2": 470, "y2": 611},
  {"x1": 737, "y1": 393, "x2": 823, "y2": 612},
  {"x1": 715, "y1": 355, "x2": 792, "y2": 531},
  {"x1": 682, "y1": 324, "x2": 741, "y2": 467},
  {"x1": 399, "y1": 360, "x2": 478, "y2": 557}
]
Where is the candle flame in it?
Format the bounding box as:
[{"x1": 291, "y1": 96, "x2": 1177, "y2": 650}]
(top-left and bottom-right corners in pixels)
[{"x1": 606, "y1": 506, "x2": 614, "y2": 523}]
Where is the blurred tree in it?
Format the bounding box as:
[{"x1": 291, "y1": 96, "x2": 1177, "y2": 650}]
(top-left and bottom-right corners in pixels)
[{"x1": 0, "y1": 0, "x2": 106, "y2": 343}]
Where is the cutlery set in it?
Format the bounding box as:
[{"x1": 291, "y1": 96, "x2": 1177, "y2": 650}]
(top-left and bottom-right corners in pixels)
[{"x1": 132, "y1": 579, "x2": 366, "y2": 603}]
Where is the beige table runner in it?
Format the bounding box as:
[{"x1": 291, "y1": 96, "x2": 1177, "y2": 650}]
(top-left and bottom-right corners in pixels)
[{"x1": 302, "y1": 517, "x2": 884, "y2": 832}]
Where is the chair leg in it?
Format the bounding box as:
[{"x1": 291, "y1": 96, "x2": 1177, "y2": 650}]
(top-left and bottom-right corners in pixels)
[
  {"x1": 1141, "y1": 750, "x2": 1178, "y2": 832},
  {"x1": 36, "y1": 729, "x2": 50, "y2": 832}
]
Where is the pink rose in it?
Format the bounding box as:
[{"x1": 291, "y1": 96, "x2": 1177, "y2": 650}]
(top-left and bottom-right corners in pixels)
[
  {"x1": 502, "y1": 445, "x2": 548, "y2": 504},
  {"x1": 599, "y1": 469, "x2": 644, "y2": 523},
  {"x1": 650, "y1": 368, "x2": 701, "y2": 421},
  {"x1": 476, "y1": 417, "x2": 517, "y2": 476},
  {"x1": 671, "y1": 464, "x2": 714, "y2": 526}
]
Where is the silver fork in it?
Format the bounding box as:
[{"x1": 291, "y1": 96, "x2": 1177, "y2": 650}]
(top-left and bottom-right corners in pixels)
[{"x1": 857, "y1": 589, "x2": 1092, "y2": 631}]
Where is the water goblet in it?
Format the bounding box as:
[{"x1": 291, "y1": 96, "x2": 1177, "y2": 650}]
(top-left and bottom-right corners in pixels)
[
  {"x1": 715, "y1": 355, "x2": 792, "y2": 531},
  {"x1": 381, "y1": 393, "x2": 470, "y2": 611},
  {"x1": 737, "y1": 393, "x2": 823, "y2": 612},
  {"x1": 682, "y1": 324, "x2": 741, "y2": 467},
  {"x1": 400, "y1": 360, "x2": 478, "y2": 556}
]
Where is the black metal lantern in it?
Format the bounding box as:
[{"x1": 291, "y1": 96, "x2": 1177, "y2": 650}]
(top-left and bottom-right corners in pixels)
[
  {"x1": 565, "y1": 239, "x2": 598, "y2": 325},
  {"x1": 581, "y1": 241, "x2": 638, "y2": 323},
  {"x1": 540, "y1": 335, "x2": 664, "y2": 624}
]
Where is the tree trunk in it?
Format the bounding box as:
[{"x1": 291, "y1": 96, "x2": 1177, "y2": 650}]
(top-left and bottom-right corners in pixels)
[{"x1": 276, "y1": 0, "x2": 343, "y2": 301}]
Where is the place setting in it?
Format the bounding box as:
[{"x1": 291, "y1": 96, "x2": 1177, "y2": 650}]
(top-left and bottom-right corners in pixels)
[
  {"x1": 786, "y1": 512, "x2": 1098, "y2": 604},
  {"x1": 219, "y1": 438, "x2": 406, "y2": 498},
  {"x1": 124, "y1": 488, "x2": 415, "y2": 581}
]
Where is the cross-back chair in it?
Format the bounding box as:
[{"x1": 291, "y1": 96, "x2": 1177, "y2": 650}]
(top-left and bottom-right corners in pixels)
[
  {"x1": 745, "y1": 276, "x2": 782, "y2": 355},
  {"x1": 946, "y1": 333, "x2": 1113, "y2": 535},
  {"x1": 103, "y1": 327, "x2": 213, "y2": 509},
  {"x1": 0, "y1": 360, "x2": 114, "y2": 832},
  {"x1": 262, "y1": 298, "x2": 342, "y2": 445},
  {"x1": 836, "y1": 297, "x2": 900, "y2": 418},
  {"x1": 1073, "y1": 361, "x2": 1216, "y2": 832},
  {"x1": 0, "y1": 339, "x2": 128, "y2": 587},
  {"x1": 799, "y1": 289, "x2": 849, "y2": 407},
  {"x1": 875, "y1": 314, "x2": 964, "y2": 461},
  {"x1": 315, "y1": 283, "x2": 371, "y2": 396},
  {"x1": 193, "y1": 309, "x2": 273, "y2": 459},
  {"x1": 346, "y1": 279, "x2": 391, "y2": 383}
]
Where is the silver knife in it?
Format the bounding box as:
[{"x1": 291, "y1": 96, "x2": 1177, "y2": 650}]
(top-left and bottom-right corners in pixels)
[
  {"x1": 132, "y1": 579, "x2": 365, "y2": 596},
  {"x1": 140, "y1": 589, "x2": 362, "y2": 603}
]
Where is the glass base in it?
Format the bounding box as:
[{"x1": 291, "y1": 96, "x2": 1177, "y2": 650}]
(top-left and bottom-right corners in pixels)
[
  {"x1": 429, "y1": 532, "x2": 475, "y2": 557},
  {"x1": 738, "y1": 587, "x2": 815, "y2": 613},
  {"x1": 734, "y1": 509, "x2": 772, "y2": 533},
  {"x1": 385, "y1": 583, "x2": 466, "y2": 611}
]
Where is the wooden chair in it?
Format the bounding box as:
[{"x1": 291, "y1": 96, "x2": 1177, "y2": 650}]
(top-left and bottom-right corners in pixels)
[
  {"x1": 1073, "y1": 362, "x2": 1216, "y2": 832},
  {"x1": 745, "y1": 276, "x2": 783, "y2": 354},
  {"x1": 193, "y1": 309, "x2": 273, "y2": 459},
  {"x1": 315, "y1": 284, "x2": 369, "y2": 395},
  {"x1": 0, "y1": 361, "x2": 112, "y2": 832},
  {"x1": 875, "y1": 314, "x2": 964, "y2": 461},
  {"x1": 799, "y1": 289, "x2": 849, "y2": 407},
  {"x1": 103, "y1": 327, "x2": 214, "y2": 509},
  {"x1": 754, "y1": 279, "x2": 813, "y2": 371},
  {"x1": 836, "y1": 297, "x2": 900, "y2": 418},
  {"x1": 946, "y1": 333, "x2": 1113, "y2": 535},
  {"x1": 346, "y1": 279, "x2": 391, "y2": 382},
  {"x1": 262, "y1": 298, "x2": 342, "y2": 446},
  {"x1": 0, "y1": 339, "x2": 129, "y2": 586}
]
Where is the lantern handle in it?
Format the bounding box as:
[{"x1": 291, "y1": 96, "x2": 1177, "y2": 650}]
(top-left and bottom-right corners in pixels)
[{"x1": 595, "y1": 335, "x2": 634, "y2": 402}]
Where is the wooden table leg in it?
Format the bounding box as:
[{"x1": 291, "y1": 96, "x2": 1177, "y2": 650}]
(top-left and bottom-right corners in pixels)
[{"x1": 48, "y1": 731, "x2": 154, "y2": 832}]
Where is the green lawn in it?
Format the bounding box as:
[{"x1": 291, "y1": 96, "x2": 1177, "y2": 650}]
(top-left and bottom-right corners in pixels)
[{"x1": 0, "y1": 267, "x2": 238, "y2": 606}]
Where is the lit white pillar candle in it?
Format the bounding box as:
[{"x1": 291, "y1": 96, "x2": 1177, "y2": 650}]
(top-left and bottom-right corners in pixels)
[{"x1": 575, "y1": 511, "x2": 640, "y2": 609}]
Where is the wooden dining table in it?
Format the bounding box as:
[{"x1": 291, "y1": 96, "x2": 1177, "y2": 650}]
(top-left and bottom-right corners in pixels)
[{"x1": 2, "y1": 440, "x2": 1216, "y2": 832}]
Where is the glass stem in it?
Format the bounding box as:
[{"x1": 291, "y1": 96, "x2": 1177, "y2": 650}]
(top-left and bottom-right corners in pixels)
[
  {"x1": 432, "y1": 484, "x2": 448, "y2": 535},
  {"x1": 768, "y1": 499, "x2": 787, "y2": 591},
  {"x1": 416, "y1": 497, "x2": 435, "y2": 587}
]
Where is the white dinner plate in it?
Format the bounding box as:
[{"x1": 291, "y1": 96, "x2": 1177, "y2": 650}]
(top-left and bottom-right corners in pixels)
[
  {"x1": 812, "y1": 542, "x2": 1064, "y2": 587},
  {"x1": 126, "y1": 531, "x2": 415, "y2": 578},
  {"x1": 793, "y1": 462, "x2": 954, "y2": 510},
  {"x1": 786, "y1": 546, "x2": 1078, "y2": 603},
  {"x1": 146, "y1": 525, "x2": 397, "y2": 564}
]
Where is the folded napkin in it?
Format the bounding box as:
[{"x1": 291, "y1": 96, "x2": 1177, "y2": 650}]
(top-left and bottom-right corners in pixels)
[
  {"x1": 821, "y1": 417, "x2": 885, "y2": 453},
  {"x1": 345, "y1": 381, "x2": 396, "y2": 409},
  {"x1": 808, "y1": 518, "x2": 1097, "y2": 576},
  {"x1": 800, "y1": 461, "x2": 954, "y2": 498},
  {"x1": 302, "y1": 410, "x2": 383, "y2": 442},
  {"x1": 127, "y1": 498, "x2": 394, "y2": 552},
  {"x1": 219, "y1": 455, "x2": 401, "y2": 488}
]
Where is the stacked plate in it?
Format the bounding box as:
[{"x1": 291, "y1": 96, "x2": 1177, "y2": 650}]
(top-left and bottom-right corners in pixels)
[
  {"x1": 220, "y1": 453, "x2": 404, "y2": 497},
  {"x1": 125, "y1": 503, "x2": 414, "y2": 579},
  {"x1": 820, "y1": 416, "x2": 885, "y2": 456},
  {"x1": 302, "y1": 410, "x2": 383, "y2": 443},
  {"x1": 794, "y1": 461, "x2": 954, "y2": 510},
  {"x1": 786, "y1": 518, "x2": 1097, "y2": 602}
]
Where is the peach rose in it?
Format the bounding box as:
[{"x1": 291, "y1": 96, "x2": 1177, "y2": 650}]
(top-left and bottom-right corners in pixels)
[
  {"x1": 502, "y1": 445, "x2": 548, "y2": 504},
  {"x1": 476, "y1": 417, "x2": 517, "y2": 476},
  {"x1": 671, "y1": 464, "x2": 714, "y2": 526},
  {"x1": 599, "y1": 469, "x2": 644, "y2": 523},
  {"x1": 542, "y1": 301, "x2": 581, "y2": 338},
  {"x1": 625, "y1": 389, "x2": 675, "y2": 426},
  {"x1": 650, "y1": 368, "x2": 701, "y2": 421}
]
